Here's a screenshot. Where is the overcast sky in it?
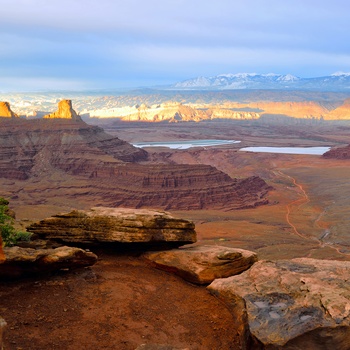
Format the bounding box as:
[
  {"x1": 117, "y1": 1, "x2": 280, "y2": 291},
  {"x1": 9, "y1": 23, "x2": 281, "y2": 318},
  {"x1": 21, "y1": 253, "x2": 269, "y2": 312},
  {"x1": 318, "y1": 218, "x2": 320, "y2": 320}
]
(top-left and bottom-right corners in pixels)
[{"x1": 1, "y1": 0, "x2": 350, "y2": 91}]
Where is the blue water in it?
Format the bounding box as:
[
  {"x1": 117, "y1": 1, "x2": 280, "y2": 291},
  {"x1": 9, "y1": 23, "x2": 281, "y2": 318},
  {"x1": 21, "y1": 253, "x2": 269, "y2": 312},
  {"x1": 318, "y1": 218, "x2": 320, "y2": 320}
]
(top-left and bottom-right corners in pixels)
[
  {"x1": 133, "y1": 139, "x2": 241, "y2": 149},
  {"x1": 239, "y1": 146, "x2": 331, "y2": 155}
]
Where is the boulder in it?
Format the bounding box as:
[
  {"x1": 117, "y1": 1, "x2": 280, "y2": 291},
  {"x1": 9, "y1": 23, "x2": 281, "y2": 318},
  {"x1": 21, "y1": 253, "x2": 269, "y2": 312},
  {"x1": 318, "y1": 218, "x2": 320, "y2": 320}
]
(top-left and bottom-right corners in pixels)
[
  {"x1": 0, "y1": 246, "x2": 97, "y2": 278},
  {"x1": 0, "y1": 102, "x2": 18, "y2": 118},
  {"x1": 27, "y1": 207, "x2": 196, "y2": 247},
  {"x1": 44, "y1": 99, "x2": 81, "y2": 120},
  {"x1": 208, "y1": 258, "x2": 350, "y2": 350},
  {"x1": 143, "y1": 245, "x2": 257, "y2": 284}
]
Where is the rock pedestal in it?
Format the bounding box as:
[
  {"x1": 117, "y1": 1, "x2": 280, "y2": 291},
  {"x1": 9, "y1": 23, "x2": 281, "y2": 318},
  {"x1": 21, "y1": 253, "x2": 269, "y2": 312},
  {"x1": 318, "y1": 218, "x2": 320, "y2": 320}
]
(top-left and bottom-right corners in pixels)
[
  {"x1": 44, "y1": 99, "x2": 81, "y2": 120},
  {"x1": 208, "y1": 258, "x2": 350, "y2": 349}
]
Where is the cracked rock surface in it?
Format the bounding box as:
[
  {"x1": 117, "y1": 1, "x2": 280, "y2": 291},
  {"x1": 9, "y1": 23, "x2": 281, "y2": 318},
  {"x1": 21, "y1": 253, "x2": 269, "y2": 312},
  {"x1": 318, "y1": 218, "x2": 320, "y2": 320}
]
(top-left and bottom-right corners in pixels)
[{"x1": 208, "y1": 258, "x2": 350, "y2": 349}]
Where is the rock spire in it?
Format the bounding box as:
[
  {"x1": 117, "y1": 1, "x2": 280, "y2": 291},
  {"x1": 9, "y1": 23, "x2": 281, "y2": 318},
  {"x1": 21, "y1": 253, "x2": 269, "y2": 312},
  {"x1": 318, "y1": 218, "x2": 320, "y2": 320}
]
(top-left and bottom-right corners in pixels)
[
  {"x1": 44, "y1": 99, "x2": 81, "y2": 120},
  {"x1": 0, "y1": 102, "x2": 18, "y2": 118}
]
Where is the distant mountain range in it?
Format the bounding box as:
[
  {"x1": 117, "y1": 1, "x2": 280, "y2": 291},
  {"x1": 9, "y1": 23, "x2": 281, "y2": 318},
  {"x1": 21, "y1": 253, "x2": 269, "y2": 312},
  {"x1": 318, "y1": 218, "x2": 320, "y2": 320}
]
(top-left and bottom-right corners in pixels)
[{"x1": 172, "y1": 72, "x2": 350, "y2": 91}]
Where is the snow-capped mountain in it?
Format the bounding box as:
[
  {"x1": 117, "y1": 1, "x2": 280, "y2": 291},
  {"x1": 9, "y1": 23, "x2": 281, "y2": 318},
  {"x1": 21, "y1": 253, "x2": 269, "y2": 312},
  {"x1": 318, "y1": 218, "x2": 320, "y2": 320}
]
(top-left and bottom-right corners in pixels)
[{"x1": 172, "y1": 73, "x2": 350, "y2": 91}]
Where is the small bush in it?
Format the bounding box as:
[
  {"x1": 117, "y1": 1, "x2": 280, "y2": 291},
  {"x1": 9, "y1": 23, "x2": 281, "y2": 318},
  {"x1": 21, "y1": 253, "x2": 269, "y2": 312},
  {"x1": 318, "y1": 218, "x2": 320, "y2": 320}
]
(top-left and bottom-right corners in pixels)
[{"x1": 0, "y1": 197, "x2": 30, "y2": 246}]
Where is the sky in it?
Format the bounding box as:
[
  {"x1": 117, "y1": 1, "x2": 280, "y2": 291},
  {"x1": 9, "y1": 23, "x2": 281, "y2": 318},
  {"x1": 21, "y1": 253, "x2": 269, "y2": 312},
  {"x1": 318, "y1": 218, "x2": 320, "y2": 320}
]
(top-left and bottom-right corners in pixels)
[{"x1": 1, "y1": 0, "x2": 350, "y2": 91}]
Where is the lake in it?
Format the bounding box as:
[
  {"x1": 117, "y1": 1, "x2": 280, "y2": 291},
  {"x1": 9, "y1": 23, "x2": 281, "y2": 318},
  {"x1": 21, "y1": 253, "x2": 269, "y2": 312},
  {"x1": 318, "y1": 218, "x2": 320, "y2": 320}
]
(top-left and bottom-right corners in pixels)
[
  {"x1": 239, "y1": 147, "x2": 331, "y2": 155},
  {"x1": 133, "y1": 139, "x2": 241, "y2": 149}
]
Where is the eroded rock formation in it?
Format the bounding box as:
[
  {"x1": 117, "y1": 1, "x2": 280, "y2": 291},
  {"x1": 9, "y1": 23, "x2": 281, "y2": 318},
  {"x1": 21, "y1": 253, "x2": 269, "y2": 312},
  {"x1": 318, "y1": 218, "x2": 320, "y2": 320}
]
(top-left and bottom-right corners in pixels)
[
  {"x1": 27, "y1": 207, "x2": 197, "y2": 246},
  {"x1": 323, "y1": 144, "x2": 350, "y2": 159},
  {"x1": 143, "y1": 245, "x2": 257, "y2": 284},
  {"x1": 0, "y1": 102, "x2": 18, "y2": 118},
  {"x1": 0, "y1": 246, "x2": 97, "y2": 278},
  {"x1": 0, "y1": 117, "x2": 147, "y2": 180},
  {"x1": 325, "y1": 98, "x2": 350, "y2": 120},
  {"x1": 44, "y1": 99, "x2": 81, "y2": 120},
  {"x1": 120, "y1": 102, "x2": 259, "y2": 122},
  {"x1": 208, "y1": 258, "x2": 350, "y2": 349},
  {"x1": 0, "y1": 114, "x2": 270, "y2": 210}
]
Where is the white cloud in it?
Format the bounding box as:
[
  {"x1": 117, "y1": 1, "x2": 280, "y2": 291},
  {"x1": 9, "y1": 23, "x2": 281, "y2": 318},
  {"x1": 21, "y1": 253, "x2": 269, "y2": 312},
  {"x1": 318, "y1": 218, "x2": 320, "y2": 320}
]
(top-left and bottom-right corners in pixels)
[{"x1": 1, "y1": 0, "x2": 350, "y2": 89}]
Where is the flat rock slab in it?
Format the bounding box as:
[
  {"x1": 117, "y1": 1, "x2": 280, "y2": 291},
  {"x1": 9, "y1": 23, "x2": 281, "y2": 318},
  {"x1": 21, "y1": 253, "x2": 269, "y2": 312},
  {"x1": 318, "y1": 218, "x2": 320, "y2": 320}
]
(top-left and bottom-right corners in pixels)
[
  {"x1": 143, "y1": 245, "x2": 257, "y2": 284},
  {"x1": 27, "y1": 207, "x2": 196, "y2": 246},
  {"x1": 0, "y1": 246, "x2": 97, "y2": 278},
  {"x1": 208, "y1": 258, "x2": 350, "y2": 350}
]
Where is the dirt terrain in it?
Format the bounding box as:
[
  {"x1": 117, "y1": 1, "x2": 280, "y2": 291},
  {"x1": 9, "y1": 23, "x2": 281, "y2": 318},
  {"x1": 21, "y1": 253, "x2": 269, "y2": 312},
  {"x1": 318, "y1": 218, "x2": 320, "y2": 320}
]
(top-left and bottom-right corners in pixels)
[
  {"x1": 2, "y1": 119, "x2": 350, "y2": 349},
  {"x1": 1, "y1": 251, "x2": 240, "y2": 349}
]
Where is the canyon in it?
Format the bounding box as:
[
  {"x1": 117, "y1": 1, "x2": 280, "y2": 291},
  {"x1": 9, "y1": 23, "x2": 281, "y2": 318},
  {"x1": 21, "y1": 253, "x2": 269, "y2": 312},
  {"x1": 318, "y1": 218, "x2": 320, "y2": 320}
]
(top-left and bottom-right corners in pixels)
[
  {"x1": 0, "y1": 100, "x2": 270, "y2": 217},
  {"x1": 1, "y1": 95, "x2": 350, "y2": 350}
]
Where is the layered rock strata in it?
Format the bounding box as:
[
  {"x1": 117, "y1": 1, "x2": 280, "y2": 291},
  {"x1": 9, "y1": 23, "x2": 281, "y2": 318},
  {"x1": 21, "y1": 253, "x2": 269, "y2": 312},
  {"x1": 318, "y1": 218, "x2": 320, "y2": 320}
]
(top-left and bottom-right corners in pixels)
[
  {"x1": 27, "y1": 207, "x2": 197, "y2": 246},
  {"x1": 0, "y1": 102, "x2": 18, "y2": 118},
  {"x1": 0, "y1": 246, "x2": 97, "y2": 278},
  {"x1": 143, "y1": 245, "x2": 257, "y2": 284},
  {"x1": 208, "y1": 258, "x2": 350, "y2": 349},
  {"x1": 0, "y1": 116, "x2": 269, "y2": 210},
  {"x1": 120, "y1": 102, "x2": 259, "y2": 122},
  {"x1": 0, "y1": 117, "x2": 147, "y2": 180}
]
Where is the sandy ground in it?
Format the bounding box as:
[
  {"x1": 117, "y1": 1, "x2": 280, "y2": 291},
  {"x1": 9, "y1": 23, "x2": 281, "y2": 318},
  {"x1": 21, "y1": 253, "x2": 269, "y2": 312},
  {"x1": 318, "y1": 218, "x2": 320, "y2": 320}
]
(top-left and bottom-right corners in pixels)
[{"x1": 0, "y1": 250, "x2": 240, "y2": 350}]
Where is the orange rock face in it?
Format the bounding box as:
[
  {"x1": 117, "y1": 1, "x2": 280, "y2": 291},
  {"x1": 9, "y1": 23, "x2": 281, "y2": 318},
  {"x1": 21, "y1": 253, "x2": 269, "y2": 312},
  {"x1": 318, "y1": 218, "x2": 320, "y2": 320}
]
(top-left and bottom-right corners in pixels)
[
  {"x1": 44, "y1": 99, "x2": 81, "y2": 120},
  {"x1": 0, "y1": 102, "x2": 18, "y2": 118},
  {"x1": 325, "y1": 98, "x2": 350, "y2": 120}
]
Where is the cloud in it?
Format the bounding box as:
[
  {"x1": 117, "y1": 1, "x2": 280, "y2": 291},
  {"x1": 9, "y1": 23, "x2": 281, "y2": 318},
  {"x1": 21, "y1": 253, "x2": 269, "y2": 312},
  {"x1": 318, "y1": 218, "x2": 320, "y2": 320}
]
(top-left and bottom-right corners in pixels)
[
  {"x1": 1, "y1": 0, "x2": 350, "y2": 89},
  {"x1": 0, "y1": 77, "x2": 91, "y2": 92}
]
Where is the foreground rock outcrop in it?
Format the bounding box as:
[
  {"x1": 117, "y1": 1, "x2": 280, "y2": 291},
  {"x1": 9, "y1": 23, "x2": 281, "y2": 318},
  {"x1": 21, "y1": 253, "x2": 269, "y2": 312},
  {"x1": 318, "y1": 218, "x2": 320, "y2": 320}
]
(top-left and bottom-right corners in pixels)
[
  {"x1": 0, "y1": 102, "x2": 18, "y2": 118},
  {"x1": 27, "y1": 207, "x2": 197, "y2": 246},
  {"x1": 208, "y1": 258, "x2": 350, "y2": 349},
  {"x1": 0, "y1": 246, "x2": 97, "y2": 278},
  {"x1": 144, "y1": 245, "x2": 257, "y2": 284},
  {"x1": 44, "y1": 99, "x2": 81, "y2": 120}
]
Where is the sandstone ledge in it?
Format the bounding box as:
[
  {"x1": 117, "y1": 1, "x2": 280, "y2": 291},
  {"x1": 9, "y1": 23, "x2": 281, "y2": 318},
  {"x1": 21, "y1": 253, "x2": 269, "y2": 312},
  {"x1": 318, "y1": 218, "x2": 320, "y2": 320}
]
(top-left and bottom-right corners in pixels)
[
  {"x1": 208, "y1": 258, "x2": 350, "y2": 349},
  {"x1": 0, "y1": 246, "x2": 97, "y2": 278},
  {"x1": 143, "y1": 245, "x2": 257, "y2": 284},
  {"x1": 27, "y1": 207, "x2": 196, "y2": 247}
]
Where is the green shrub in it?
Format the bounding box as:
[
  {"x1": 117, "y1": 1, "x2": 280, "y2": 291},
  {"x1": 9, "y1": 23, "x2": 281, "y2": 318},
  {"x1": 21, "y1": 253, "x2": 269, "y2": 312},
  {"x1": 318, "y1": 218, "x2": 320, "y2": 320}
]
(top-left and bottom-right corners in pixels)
[{"x1": 0, "y1": 197, "x2": 30, "y2": 246}]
